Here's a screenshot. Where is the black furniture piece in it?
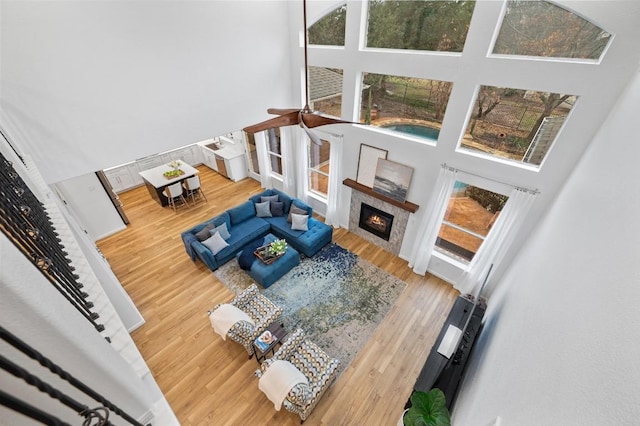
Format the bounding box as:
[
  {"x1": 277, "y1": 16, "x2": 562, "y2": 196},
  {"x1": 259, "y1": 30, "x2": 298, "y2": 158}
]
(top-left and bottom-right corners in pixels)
[
  {"x1": 408, "y1": 294, "x2": 486, "y2": 410},
  {"x1": 252, "y1": 322, "x2": 287, "y2": 364}
]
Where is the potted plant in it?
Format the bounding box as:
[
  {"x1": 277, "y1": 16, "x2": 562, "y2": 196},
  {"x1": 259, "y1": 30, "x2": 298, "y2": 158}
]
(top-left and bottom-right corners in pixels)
[
  {"x1": 401, "y1": 388, "x2": 451, "y2": 426},
  {"x1": 268, "y1": 239, "x2": 287, "y2": 257}
]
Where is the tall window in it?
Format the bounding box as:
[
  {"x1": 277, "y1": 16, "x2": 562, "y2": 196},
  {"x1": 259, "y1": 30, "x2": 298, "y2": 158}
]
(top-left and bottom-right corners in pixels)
[
  {"x1": 266, "y1": 128, "x2": 282, "y2": 176},
  {"x1": 360, "y1": 73, "x2": 452, "y2": 142},
  {"x1": 308, "y1": 139, "x2": 331, "y2": 197},
  {"x1": 309, "y1": 66, "x2": 344, "y2": 119},
  {"x1": 459, "y1": 85, "x2": 576, "y2": 167},
  {"x1": 493, "y1": 0, "x2": 611, "y2": 60},
  {"x1": 244, "y1": 132, "x2": 260, "y2": 175},
  {"x1": 436, "y1": 182, "x2": 508, "y2": 263},
  {"x1": 309, "y1": 4, "x2": 346, "y2": 46},
  {"x1": 366, "y1": 0, "x2": 475, "y2": 52}
]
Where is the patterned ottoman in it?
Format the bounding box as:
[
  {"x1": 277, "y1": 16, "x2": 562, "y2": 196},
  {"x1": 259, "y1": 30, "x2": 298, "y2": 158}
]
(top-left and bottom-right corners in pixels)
[{"x1": 238, "y1": 233, "x2": 300, "y2": 288}]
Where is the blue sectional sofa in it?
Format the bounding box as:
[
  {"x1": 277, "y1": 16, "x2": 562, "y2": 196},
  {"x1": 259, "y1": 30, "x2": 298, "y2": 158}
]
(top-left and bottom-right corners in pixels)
[{"x1": 181, "y1": 188, "x2": 333, "y2": 272}]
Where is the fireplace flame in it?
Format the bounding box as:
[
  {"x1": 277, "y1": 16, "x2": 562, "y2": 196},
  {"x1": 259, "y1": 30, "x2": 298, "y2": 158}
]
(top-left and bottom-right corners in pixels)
[{"x1": 369, "y1": 215, "x2": 385, "y2": 227}]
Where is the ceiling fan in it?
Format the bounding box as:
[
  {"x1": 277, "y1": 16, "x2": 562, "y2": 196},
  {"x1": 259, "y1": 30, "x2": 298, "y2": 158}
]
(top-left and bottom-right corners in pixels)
[{"x1": 242, "y1": 0, "x2": 353, "y2": 144}]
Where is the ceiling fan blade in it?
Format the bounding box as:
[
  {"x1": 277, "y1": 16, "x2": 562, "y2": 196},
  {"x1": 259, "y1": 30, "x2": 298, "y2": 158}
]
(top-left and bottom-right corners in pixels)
[
  {"x1": 267, "y1": 108, "x2": 302, "y2": 116},
  {"x1": 299, "y1": 114, "x2": 324, "y2": 146},
  {"x1": 242, "y1": 111, "x2": 300, "y2": 134},
  {"x1": 301, "y1": 113, "x2": 355, "y2": 129}
]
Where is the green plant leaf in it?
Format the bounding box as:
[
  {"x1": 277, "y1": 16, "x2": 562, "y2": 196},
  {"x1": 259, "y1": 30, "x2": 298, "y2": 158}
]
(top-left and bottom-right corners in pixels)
[{"x1": 404, "y1": 389, "x2": 451, "y2": 426}]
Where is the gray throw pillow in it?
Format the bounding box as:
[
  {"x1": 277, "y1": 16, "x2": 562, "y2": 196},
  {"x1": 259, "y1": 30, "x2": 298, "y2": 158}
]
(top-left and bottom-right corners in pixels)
[
  {"x1": 287, "y1": 205, "x2": 307, "y2": 223},
  {"x1": 195, "y1": 223, "x2": 215, "y2": 241},
  {"x1": 261, "y1": 195, "x2": 279, "y2": 204},
  {"x1": 255, "y1": 201, "x2": 272, "y2": 217},
  {"x1": 211, "y1": 222, "x2": 231, "y2": 240},
  {"x1": 291, "y1": 213, "x2": 309, "y2": 231},
  {"x1": 202, "y1": 231, "x2": 229, "y2": 256},
  {"x1": 270, "y1": 201, "x2": 284, "y2": 217}
]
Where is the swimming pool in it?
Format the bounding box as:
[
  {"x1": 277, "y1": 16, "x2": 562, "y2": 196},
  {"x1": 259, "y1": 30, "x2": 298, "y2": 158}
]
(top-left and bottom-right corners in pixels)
[{"x1": 381, "y1": 123, "x2": 440, "y2": 141}]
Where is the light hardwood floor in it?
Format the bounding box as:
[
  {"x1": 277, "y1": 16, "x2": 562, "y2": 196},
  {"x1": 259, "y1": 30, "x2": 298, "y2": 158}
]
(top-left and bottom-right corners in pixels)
[{"x1": 96, "y1": 166, "x2": 459, "y2": 425}]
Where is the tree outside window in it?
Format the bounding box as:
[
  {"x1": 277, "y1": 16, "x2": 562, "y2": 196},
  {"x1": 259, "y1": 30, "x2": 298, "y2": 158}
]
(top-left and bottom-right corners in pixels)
[
  {"x1": 366, "y1": 0, "x2": 475, "y2": 52},
  {"x1": 308, "y1": 4, "x2": 346, "y2": 46},
  {"x1": 460, "y1": 85, "x2": 576, "y2": 167},
  {"x1": 493, "y1": 0, "x2": 611, "y2": 60}
]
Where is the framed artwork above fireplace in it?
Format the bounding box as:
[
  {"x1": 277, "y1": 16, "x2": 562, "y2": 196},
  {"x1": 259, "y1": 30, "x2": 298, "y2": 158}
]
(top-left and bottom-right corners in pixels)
[
  {"x1": 372, "y1": 159, "x2": 413, "y2": 203},
  {"x1": 356, "y1": 144, "x2": 388, "y2": 188}
]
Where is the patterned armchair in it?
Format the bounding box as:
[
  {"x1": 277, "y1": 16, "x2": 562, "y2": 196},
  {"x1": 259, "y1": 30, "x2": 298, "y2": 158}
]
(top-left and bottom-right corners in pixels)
[
  {"x1": 209, "y1": 284, "x2": 283, "y2": 356},
  {"x1": 255, "y1": 328, "x2": 340, "y2": 422}
]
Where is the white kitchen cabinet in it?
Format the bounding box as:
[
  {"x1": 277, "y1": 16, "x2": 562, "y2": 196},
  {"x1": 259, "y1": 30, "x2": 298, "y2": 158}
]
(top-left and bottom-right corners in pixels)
[
  {"x1": 127, "y1": 163, "x2": 144, "y2": 187},
  {"x1": 160, "y1": 153, "x2": 173, "y2": 164},
  {"x1": 188, "y1": 144, "x2": 203, "y2": 165},
  {"x1": 199, "y1": 141, "x2": 248, "y2": 181},
  {"x1": 226, "y1": 155, "x2": 248, "y2": 182},
  {"x1": 171, "y1": 145, "x2": 202, "y2": 166},
  {"x1": 104, "y1": 164, "x2": 139, "y2": 193},
  {"x1": 200, "y1": 146, "x2": 218, "y2": 171},
  {"x1": 136, "y1": 155, "x2": 164, "y2": 171}
]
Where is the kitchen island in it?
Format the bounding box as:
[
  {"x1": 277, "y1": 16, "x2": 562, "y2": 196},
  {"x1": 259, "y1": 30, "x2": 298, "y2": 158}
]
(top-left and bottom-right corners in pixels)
[{"x1": 138, "y1": 162, "x2": 199, "y2": 207}]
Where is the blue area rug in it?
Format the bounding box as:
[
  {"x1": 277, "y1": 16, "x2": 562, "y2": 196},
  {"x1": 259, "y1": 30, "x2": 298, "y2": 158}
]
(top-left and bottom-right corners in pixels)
[{"x1": 214, "y1": 243, "x2": 406, "y2": 376}]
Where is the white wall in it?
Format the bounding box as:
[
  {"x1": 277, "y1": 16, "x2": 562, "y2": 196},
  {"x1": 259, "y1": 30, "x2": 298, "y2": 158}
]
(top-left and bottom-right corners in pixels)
[
  {"x1": 451, "y1": 69, "x2": 640, "y2": 425},
  {"x1": 53, "y1": 173, "x2": 126, "y2": 240},
  {"x1": 0, "y1": 1, "x2": 292, "y2": 184}
]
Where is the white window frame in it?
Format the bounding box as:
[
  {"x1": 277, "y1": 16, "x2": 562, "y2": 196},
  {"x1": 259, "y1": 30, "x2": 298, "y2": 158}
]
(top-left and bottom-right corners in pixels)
[
  {"x1": 434, "y1": 172, "x2": 511, "y2": 265},
  {"x1": 307, "y1": 138, "x2": 330, "y2": 200},
  {"x1": 266, "y1": 128, "x2": 283, "y2": 179}
]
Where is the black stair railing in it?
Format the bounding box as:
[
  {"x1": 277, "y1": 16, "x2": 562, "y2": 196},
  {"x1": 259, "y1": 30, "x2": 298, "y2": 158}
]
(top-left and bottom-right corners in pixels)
[
  {"x1": 0, "y1": 326, "x2": 149, "y2": 426},
  {"x1": 0, "y1": 149, "x2": 104, "y2": 333}
]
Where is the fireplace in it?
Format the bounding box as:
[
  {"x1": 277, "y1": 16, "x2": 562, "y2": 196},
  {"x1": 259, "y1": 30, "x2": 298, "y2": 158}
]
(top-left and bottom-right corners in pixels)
[{"x1": 359, "y1": 203, "x2": 394, "y2": 241}]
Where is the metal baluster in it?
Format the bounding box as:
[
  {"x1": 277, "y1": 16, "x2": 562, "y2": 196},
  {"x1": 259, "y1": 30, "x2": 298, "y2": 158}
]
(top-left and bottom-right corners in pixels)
[
  {"x1": 0, "y1": 390, "x2": 71, "y2": 426},
  {"x1": 0, "y1": 327, "x2": 149, "y2": 426},
  {"x1": 0, "y1": 152, "x2": 104, "y2": 332},
  {"x1": 0, "y1": 354, "x2": 111, "y2": 425}
]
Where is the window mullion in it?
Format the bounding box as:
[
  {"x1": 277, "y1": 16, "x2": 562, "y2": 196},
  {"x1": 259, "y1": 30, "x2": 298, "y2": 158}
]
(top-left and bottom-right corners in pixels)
[{"x1": 442, "y1": 220, "x2": 486, "y2": 241}]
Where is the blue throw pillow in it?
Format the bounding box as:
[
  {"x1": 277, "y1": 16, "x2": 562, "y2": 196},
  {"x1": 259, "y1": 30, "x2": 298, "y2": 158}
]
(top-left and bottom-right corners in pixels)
[
  {"x1": 255, "y1": 201, "x2": 272, "y2": 217},
  {"x1": 212, "y1": 212, "x2": 231, "y2": 230},
  {"x1": 211, "y1": 222, "x2": 231, "y2": 240},
  {"x1": 270, "y1": 201, "x2": 284, "y2": 217},
  {"x1": 202, "y1": 231, "x2": 229, "y2": 255}
]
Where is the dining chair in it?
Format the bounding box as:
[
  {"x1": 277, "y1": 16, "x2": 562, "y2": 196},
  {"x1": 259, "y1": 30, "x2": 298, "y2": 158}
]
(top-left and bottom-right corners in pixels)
[
  {"x1": 163, "y1": 182, "x2": 190, "y2": 212},
  {"x1": 182, "y1": 175, "x2": 207, "y2": 204}
]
